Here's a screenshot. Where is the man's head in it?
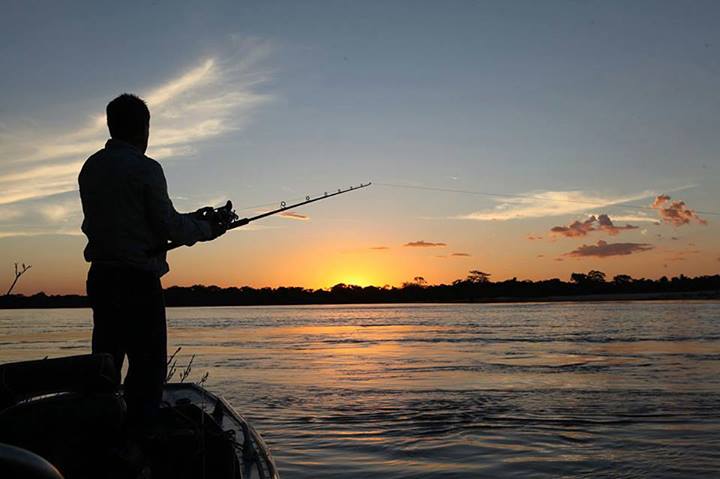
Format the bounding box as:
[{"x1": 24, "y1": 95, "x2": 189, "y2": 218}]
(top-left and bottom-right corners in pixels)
[{"x1": 106, "y1": 93, "x2": 150, "y2": 153}]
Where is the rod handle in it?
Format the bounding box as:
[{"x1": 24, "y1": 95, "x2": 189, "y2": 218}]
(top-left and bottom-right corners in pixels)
[{"x1": 228, "y1": 217, "x2": 250, "y2": 230}]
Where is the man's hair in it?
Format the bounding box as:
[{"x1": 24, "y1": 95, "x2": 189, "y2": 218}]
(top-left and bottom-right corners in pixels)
[{"x1": 106, "y1": 93, "x2": 150, "y2": 141}]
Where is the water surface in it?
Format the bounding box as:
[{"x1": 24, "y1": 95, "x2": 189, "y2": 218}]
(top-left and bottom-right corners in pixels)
[{"x1": 1, "y1": 301, "x2": 719, "y2": 478}]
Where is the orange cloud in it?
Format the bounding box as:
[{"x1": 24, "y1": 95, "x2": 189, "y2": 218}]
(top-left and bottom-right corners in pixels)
[
  {"x1": 451, "y1": 252, "x2": 471, "y2": 257},
  {"x1": 551, "y1": 217, "x2": 595, "y2": 237},
  {"x1": 279, "y1": 211, "x2": 309, "y2": 221},
  {"x1": 651, "y1": 195, "x2": 707, "y2": 226},
  {"x1": 664, "y1": 249, "x2": 701, "y2": 262},
  {"x1": 370, "y1": 246, "x2": 389, "y2": 250},
  {"x1": 596, "y1": 214, "x2": 639, "y2": 235},
  {"x1": 565, "y1": 240, "x2": 654, "y2": 258},
  {"x1": 404, "y1": 241, "x2": 447, "y2": 247},
  {"x1": 527, "y1": 235, "x2": 543, "y2": 240},
  {"x1": 551, "y1": 214, "x2": 638, "y2": 237}
]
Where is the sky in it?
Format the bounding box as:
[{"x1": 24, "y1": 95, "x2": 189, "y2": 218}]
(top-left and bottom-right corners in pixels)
[{"x1": 1, "y1": 0, "x2": 719, "y2": 295}]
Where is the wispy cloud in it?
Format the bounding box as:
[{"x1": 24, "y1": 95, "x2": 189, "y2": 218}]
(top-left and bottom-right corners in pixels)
[
  {"x1": 370, "y1": 246, "x2": 390, "y2": 250},
  {"x1": 0, "y1": 192, "x2": 83, "y2": 238},
  {"x1": 564, "y1": 240, "x2": 654, "y2": 258},
  {"x1": 0, "y1": 39, "x2": 273, "y2": 238},
  {"x1": 0, "y1": 228, "x2": 83, "y2": 239},
  {"x1": 404, "y1": 240, "x2": 447, "y2": 248},
  {"x1": 451, "y1": 252, "x2": 471, "y2": 257},
  {"x1": 601, "y1": 213, "x2": 658, "y2": 223},
  {"x1": 664, "y1": 249, "x2": 701, "y2": 262},
  {"x1": 0, "y1": 161, "x2": 84, "y2": 206},
  {"x1": 456, "y1": 190, "x2": 654, "y2": 221},
  {"x1": 279, "y1": 211, "x2": 309, "y2": 221}
]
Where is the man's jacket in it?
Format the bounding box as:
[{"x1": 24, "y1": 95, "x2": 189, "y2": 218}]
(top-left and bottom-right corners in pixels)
[{"x1": 79, "y1": 139, "x2": 211, "y2": 276}]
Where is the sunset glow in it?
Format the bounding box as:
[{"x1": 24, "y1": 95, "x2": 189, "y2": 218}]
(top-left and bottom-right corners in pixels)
[
  {"x1": 1, "y1": 2, "x2": 718, "y2": 295},
  {"x1": 3, "y1": 4, "x2": 720, "y2": 478}
]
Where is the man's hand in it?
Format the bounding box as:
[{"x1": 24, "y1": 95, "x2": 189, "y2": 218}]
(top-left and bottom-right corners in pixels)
[
  {"x1": 192, "y1": 206, "x2": 215, "y2": 220},
  {"x1": 194, "y1": 201, "x2": 235, "y2": 241},
  {"x1": 207, "y1": 217, "x2": 227, "y2": 240}
]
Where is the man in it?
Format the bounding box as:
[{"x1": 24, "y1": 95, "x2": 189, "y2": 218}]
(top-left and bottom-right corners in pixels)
[{"x1": 79, "y1": 93, "x2": 226, "y2": 428}]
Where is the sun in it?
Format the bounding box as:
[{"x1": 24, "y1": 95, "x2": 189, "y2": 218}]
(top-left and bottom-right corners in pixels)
[
  {"x1": 323, "y1": 268, "x2": 383, "y2": 288},
  {"x1": 335, "y1": 275, "x2": 372, "y2": 287}
]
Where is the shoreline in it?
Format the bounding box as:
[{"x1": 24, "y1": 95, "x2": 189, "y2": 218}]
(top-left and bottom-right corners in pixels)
[{"x1": 0, "y1": 290, "x2": 718, "y2": 310}]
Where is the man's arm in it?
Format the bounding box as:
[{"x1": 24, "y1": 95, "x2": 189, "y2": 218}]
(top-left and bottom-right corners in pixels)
[{"x1": 144, "y1": 160, "x2": 213, "y2": 247}]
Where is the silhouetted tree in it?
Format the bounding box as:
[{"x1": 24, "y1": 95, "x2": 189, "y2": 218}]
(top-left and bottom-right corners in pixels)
[
  {"x1": 2, "y1": 270, "x2": 719, "y2": 309},
  {"x1": 613, "y1": 274, "x2": 633, "y2": 285},
  {"x1": 587, "y1": 270, "x2": 606, "y2": 283},
  {"x1": 5, "y1": 262, "x2": 31, "y2": 296},
  {"x1": 467, "y1": 270, "x2": 491, "y2": 283}
]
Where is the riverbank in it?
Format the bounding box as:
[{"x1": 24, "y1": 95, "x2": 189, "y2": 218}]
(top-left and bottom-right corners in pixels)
[{"x1": 1, "y1": 289, "x2": 718, "y2": 309}]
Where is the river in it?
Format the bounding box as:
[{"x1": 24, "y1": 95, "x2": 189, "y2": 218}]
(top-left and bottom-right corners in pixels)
[{"x1": 1, "y1": 301, "x2": 719, "y2": 478}]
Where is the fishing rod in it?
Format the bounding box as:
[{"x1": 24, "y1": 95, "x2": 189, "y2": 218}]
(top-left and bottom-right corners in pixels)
[{"x1": 162, "y1": 182, "x2": 372, "y2": 252}]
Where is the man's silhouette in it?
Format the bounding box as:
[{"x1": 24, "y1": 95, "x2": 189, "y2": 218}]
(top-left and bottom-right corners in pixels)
[{"x1": 79, "y1": 93, "x2": 226, "y2": 429}]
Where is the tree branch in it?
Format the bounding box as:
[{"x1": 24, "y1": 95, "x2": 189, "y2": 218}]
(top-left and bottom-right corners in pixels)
[{"x1": 6, "y1": 262, "x2": 32, "y2": 296}]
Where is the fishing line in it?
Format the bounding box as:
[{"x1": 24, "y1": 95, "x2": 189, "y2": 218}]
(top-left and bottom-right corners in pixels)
[{"x1": 374, "y1": 182, "x2": 720, "y2": 217}]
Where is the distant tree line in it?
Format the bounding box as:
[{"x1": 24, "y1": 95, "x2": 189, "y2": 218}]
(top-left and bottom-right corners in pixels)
[{"x1": 1, "y1": 270, "x2": 718, "y2": 309}]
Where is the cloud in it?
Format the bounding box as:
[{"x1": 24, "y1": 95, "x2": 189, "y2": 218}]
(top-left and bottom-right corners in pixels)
[
  {"x1": 605, "y1": 213, "x2": 658, "y2": 223},
  {"x1": 0, "y1": 192, "x2": 83, "y2": 238},
  {"x1": 664, "y1": 249, "x2": 701, "y2": 262},
  {"x1": 550, "y1": 214, "x2": 638, "y2": 238},
  {"x1": 596, "y1": 214, "x2": 640, "y2": 235},
  {"x1": 404, "y1": 241, "x2": 447, "y2": 247},
  {"x1": 451, "y1": 252, "x2": 471, "y2": 257},
  {"x1": 651, "y1": 195, "x2": 708, "y2": 226},
  {"x1": 0, "y1": 161, "x2": 84, "y2": 206},
  {"x1": 370, "y1": 246, "x2": 390, "y2": 250},
  {"x1": 0, "y1": 39, "x2": 273, "y2": 237},
  {"x1": 0, "y1": 228, "x2": 83, "y2": 239},
  {"x1": 279, "y1": 211, "x2": 309, "y2": 221},
  {"x1": 456, "y1": 189, "x2": 654, "y2": 221},
  {"x1": 551, "y1": 216, "x2": 596, "y2": 237},
  {"x1": 527, "y1": 235, "x2": 543, "y2": 240},
  {"x1": 565, "y1": 240, "x2": 654, "y2": 258}
]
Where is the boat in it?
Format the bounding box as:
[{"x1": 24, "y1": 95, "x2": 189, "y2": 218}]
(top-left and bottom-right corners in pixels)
[{"x1": 0, "y1": 354, "x2": 279, "y2": 479}]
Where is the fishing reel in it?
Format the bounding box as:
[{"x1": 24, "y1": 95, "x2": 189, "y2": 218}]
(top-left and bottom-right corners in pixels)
[
  {"x1": 213, "y1": 201, "x2": 239, "y2": 226},
  {"x1": 193, "y1": 201, "x2": 239, "y2": 235}
]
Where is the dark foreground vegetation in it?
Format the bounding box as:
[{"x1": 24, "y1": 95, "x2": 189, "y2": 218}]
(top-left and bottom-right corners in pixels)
[{"x1": 1, "y1": 270, "x2": 719, "y2": 309}]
